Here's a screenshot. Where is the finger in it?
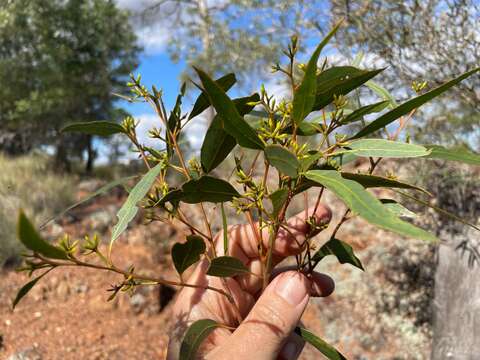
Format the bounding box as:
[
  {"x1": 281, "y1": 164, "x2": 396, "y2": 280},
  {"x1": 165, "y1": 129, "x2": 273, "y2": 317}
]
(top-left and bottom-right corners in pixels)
[
  {"x1": 271, "y1": 267, "x2": 335, "y2": 298},
  {"x1": 215, "y1": 271, "x2": 310, "y2": 359},
  {"x1": 279, "y1": 332, "x2": 305, "y2": 360},
  {"x1": 216, "y1": 204, "x2": 331, "y2": 261}
]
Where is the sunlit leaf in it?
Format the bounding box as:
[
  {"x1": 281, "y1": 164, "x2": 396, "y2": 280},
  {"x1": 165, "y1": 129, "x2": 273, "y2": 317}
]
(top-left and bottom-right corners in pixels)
[
  {"x1": 13, "y1": 271, "x2": 50, "y2": 309},
  {"x1": 62, "y1": 121, "x2": 125, "y2": 136},
  {"x1": 352, "y1": 67, "x2": 480, "y2": 139},
  {"x1": 295, "y1": 327, "x2": 346, "y2": 360},
  {"x1": 264, "y1": 145, "x2": 300, "y2": 178},
  {"x1": 292, "y1": 21, "x2": 342, "y2": 125},
  {"x1": 305, "y1": 170, "x2": 437, "y2": 241},
  {"x1": 312, "y1": 238, "x2": 364, "y2": 270},
  {"x1": 206, "y1": 256, "x2": 249, "y2": 277},
  {"x1": 313, "y1": 66, "x2": 384, "y2": 111},
  {"x1": 111, "y1": 164, "x2": 162, "y2": 243},
  {"x1": 340, "y1": 100, "x2": 389, "y2": 125},
  {"x1": 181, "y1": 176, "x2": 240, "y2": 203},
  {"x1": 18, "y1": 211, "x2": 67, "y2": 260},
  {"x1": 180, "y1": 319, "x2": 220, "y2": 360},
  {"x1": 380, "y1": 199, "x2": 417, "y2": 218},
  {"x1": 345, "y1": 139, "x2": 430, "y2": 158},
  {"x1": 424, "y1": 145, "x2": 480, "y2": 166},
  {"x1": 366, "y1": 80, "x2": 398, "y2": 108},
  {"x1": 201, "y1": 94, "x2": 260, "y2": 173},
  {"x1": 172, "y1": 235, "x2": 206, "y2": 276},
  {"x1": 189, "y1": 73, "x2": 236, "y2": 119},
  {"x1": 194, "y1": 67, "x2": 264, "y2": 149}
]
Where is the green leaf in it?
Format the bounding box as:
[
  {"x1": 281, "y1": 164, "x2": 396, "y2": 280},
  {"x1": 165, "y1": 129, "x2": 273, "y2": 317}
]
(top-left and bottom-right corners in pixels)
[
  {"x1": 264, "y1": 145, "x2": 300, "y2": 178},
  {"x1": 181, "y1": 176, "x2": 240, "y2": 204},
  {"x1": 12, "y1": 271, "x2": 50, "y2": 309},
  {"x1": 305, "y1": 170, "x2": 437, "y2": 241},
  {"x1": 111, "y1": 164, "x2": 162, "y2": 243},
  {"x1": 312, "y1": 238, "x2": 364, "y2": 270},
  {"x1": 340, "y1": 100, "x2": 389, "y2": 125},
  {"x1": 62, "y1": 121, "x2": 125, "y2": 136},
  {"x1": 201, "y1": 94, "x2": 260, "y2": 173},
  {"x1": 189, "y1": 73, "x2": 236, "y2": 120},
  {"x1": 380, "y1": 199, "x2": 417, "y2": 218},
  {"x1": 40, "y1": 176, "x2": 136, "y2": 228},
  {"x1": 221, "y1": 203, "x2": 229, "y2": 255},
  {"x1": 17, "y1": 211, "x2": 67, "y2": 260},
  {"x1": 194, "y1": 67, "x2": 264, "y2": 150},
  {"x1": 206, "y1": 256, "x2": 249, "y2": 277},
  {"x1": 180, "y1": 319, "x2": 220, "y2": 360},
  {"x1": 292, "y1": 21, "x2": 342, "y2": 125},
  {"x1": 299, "y1": 151, "x2": 323, "y2": 172},
  {"x1": 345, "y1": 139, "x2": 430, "y2": 158},
  {"x1": 313, "y1": 66, "x2": 384, "y2": 111},
  {"x1": 424, "y1": 145, "x2": 480, "y2": 166},
  {"x1": 366, "y1": 80, "x2": 398, "y2": 108},
  {"x1": 270, "y1": 188, "x2": 289, "y2": 218},
  {"x1": 352, "y1": 68, "x2": 480, "y2": 139},
  {"x1": 171, "y1": 235, "x2": 206, "y2": 276},
  {"x1": 295, "y1": 327, "x2": 346, "y2": 360}
]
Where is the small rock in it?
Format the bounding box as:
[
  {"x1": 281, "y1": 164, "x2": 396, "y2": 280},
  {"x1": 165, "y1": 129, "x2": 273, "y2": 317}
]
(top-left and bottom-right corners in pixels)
[
  {"x1": 74, "y1": 283, "x2": 89, "y2": 294},
  {"x1": 129, "y1": 293, "x2": 147, "y2": 314},
  {"x1": 7, "y1": 347, "x2": 42, "y2": 360},
  {"x1": 5, "y1": 319, "x2": 11, "y2": 326},
  {"x1": 56, "y1": 282, "x2": 70, "y2": 300},
  {"x1": 33, "y1": 312, "x2": 42, "y2": 319}
]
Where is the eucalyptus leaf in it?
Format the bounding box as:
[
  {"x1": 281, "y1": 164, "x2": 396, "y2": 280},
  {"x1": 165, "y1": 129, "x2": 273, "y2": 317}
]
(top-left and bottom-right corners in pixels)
[
  {"x1": 340, "y1": 172, "x2": 431, "y2": 195},
  {"x1": 194, "y1": 67, "x2": 264, "y2": 149},
  {"x1": 312, "y1": 238, "x2": 364, "y2": 270},
  {"x1": 18, "y1": 211, "x2": 68, "y2": 260},
  {"x1": 172, "y1": 235, "x2": 206, "y2": 276},
  {"x1": 305, "y1": 170, "x2": 437, "y2": 241},
  {"x1": 180, "y1": 319, "x2": 220, "y2": 360},
  {"x1": 341, "y1": 100, "x2": 389, "y2": 125},
  {"x1": 181, "y1": 176, "x2": 240, "y2": 203},
  {"x1": 62, "y1": 121, "x2": 125, "y2": 136},
  {"x1": 201, "y1": 94, "x2": 260, "y2": 173},
  {"x1": 313, "y1": 66, "x2": 384, "y2": 111},
  {"x1": 346, "y1": 139, "x2": 430, "y2": 158},
  {"x1": 270, "y1": 188, "x2": 289, "y2": 218},
  {"x1": 295, "y1": 327, "x2": 346, "y2": 360},
  {"x1": 292, "y1": 21, "x2": 342, "y2": 125},
  {"x1": 13, "y1": 271, "x2": 50, "y2": 309},
  {"x1": 206, "y1": 256, "x2": 249, "y2": 277},
  {"x1": 111, "y1": 164, "x2": 162, "y2": 243},
  {"x1": 366, "y1": 80, "x2": 398, "y2": 108},
  {"x1": 424, "y1": 145, "x2": 480, "y2": 166},
  {"x1": 264, "y1": 145, "x2": 300, "y2": 178},
  {"x1": 380, "y1": 199, "x2": 417, "y2": 218},
  {"x1": 352, "y1": 67, "x2": 480, "y2": 139},
  {"x1": 189, "y1": 73, "x2": 236, "y2": 119}
]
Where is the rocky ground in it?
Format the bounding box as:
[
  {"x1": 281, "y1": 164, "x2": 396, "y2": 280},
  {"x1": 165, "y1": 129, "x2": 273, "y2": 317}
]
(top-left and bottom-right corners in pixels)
[{"x1": 0, "y1": 178, "x2": 434, "y2": 360}]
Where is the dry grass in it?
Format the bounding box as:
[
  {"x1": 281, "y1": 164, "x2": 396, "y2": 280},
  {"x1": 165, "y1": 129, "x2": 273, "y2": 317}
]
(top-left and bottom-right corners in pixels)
[{"x1": 0, "y1": 153, "x2": 76, "y2": 266}]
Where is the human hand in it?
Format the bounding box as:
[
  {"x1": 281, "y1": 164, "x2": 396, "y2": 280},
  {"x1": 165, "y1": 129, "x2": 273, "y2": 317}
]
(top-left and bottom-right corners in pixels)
[{"x1": 167, "y1": 205, "x2": 335, "y2": 360}]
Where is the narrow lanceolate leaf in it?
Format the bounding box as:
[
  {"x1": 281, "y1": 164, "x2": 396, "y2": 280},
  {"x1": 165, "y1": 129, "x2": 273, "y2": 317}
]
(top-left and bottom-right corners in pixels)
[
  {"x1": 352, "y1": 67, "x2": 480, "y2": 139},
  {"x1": 312, "y1": 238, "x2": 364, "y2": 270},
  {"x1": 172, "y1": 235, "x2": 206, "y2": 276},
  {"x1": 13, "y1": 271, "x2": 50, "y2": 309},
  {"x1": 295, "y1": 327, "x2": 346, "y2": 360},
  {"x1": 313, "y1": 66, "x2": 384, "y2": 111},
  {"x1": 292, "y1": 21, "x2": 342, "y2": 125},
  {"x1": 111, "y1": 164, "x2": 162, "y2": 243},
  {"x1": 341, "y1": 100, "x2": 389, "y2": 125},
  {"x1": 181, "y1": 176, "x2": 240, "y2": 203},
  {"x1": 346, "y1": 139, "x2": 430, "y2": 158},
  {"x1": 206, "y1": 256, "x2": 249, "y2": 277},
  {"x1": 270, "y1": 188, "x2": 289, "y2": 218},
  {"x1": 194, "y1": 67, "x2": 264, "y2": 149},
  {"x1": 189, "y1": 73, "x2": 236, "y2": 119},
  {"x1": 305, "y1": 170, "x2": 437, "y2": 241},
  {"x1": 366, "y1": 80, "x2": 398, "y2": 108},
  {"x1": 380, "y1": 199, "x2": 417, "y2": 218},
  {"x1": 221, "y1": 203, "x2": 229, "y2": 255},
  {"x1": 180, "y1": 319, "x2": 220, "y2": 360},
  {"x1": 40, "y1": 176, "x2": 136, "y2": 228},
  {"x1": 264, "y1": 145, "x2": 300, "y2": 178},
  {"x1": 62, "y1": 121, "x2": 125, "y2": 136},
  {"x1": 201, "y1": 94, "x2": 260, "y2": 173},
  {"x1": 18, "y1": 211, "x2": 67, "y2": 260},
  {"x1": 424, "y1": 145, "x2": 480, "y2": 166}
]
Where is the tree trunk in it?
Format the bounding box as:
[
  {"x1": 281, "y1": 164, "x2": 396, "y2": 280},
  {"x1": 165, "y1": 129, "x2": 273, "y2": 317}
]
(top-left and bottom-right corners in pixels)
[
  {"x1": 432, "y1": 229, "x2": 480, "y2": 359},
  {"x1": 85, "y1": 135, "x2": 95, "y2": 174},
  {"x1": 54, "y1": 135, "x2": 71, "y2": 172}
]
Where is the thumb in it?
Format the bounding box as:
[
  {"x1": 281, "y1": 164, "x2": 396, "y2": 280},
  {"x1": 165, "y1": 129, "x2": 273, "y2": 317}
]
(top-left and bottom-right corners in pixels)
[{"x1": 224, "y1": 271, "x2": 310, "y2": 359}]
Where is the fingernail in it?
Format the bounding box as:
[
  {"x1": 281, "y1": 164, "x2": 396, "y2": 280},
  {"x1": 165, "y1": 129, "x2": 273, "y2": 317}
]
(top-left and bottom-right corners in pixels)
[
  {"x1": 281, "y1": 341, "x2": 302, "y2": 359},
  {"x1": 275, "y1": 272, "x2": 309, "y2": 306}
]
